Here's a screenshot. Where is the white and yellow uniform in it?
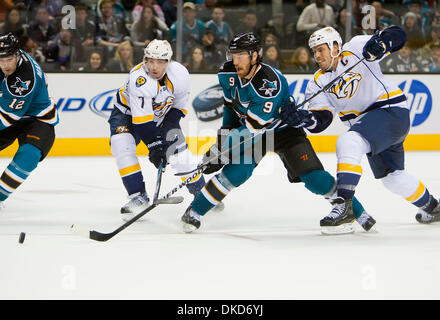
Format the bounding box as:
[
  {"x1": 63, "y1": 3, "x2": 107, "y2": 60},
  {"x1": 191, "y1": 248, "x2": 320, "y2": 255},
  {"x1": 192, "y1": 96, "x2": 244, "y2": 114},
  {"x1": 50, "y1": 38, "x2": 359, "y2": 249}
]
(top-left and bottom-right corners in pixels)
[
  {"x1": 307, "y1": 35, "x2": 408, "y2": 127},
  {"x1": 109, "y1": 60, "x2": 203, "y2": 200},
  {"x1": 115, "y1": 60, "x2": 190, "y2": 127}
]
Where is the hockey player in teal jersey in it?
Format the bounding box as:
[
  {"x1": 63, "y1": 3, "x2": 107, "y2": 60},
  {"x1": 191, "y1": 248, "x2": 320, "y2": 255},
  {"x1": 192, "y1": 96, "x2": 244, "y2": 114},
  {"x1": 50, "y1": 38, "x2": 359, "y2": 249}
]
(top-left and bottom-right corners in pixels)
[
  {"x1": 181, "y1": 32, "x2": 375, "y2": 234},
  {"x1": 0, "y1": 33, "x2": 58, "y2": 207}
]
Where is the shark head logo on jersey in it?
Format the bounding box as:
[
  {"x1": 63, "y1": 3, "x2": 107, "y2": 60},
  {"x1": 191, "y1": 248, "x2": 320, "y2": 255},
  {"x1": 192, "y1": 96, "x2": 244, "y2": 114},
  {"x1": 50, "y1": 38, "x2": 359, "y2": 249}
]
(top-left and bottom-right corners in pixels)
[
  {"x1": 328, "y1": 72, "x2": 362, "y2": 99},
  {"x1": 259, "y1": 79, "x2": 278, "y2": 96},
  {"x1": 11, "y1": 77, "x2": 31, "y2": 95}
]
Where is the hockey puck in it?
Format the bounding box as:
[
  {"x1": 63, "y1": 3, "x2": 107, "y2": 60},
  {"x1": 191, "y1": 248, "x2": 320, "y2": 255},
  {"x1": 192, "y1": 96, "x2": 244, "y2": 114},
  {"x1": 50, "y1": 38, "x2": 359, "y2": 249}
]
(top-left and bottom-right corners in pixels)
[
  {"x1": 18, "y1": 232, "x2": 26, "y2": 244},
  {"x1": 192, "y1": 84, "x2": 224, "y2": 121}
]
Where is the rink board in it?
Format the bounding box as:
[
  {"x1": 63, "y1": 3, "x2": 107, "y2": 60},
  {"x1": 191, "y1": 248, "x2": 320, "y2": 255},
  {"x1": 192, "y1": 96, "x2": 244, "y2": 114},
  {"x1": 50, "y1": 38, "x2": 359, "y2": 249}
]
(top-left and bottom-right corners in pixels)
[{"x1": 0, "y1": 73, "x2": 438, "y2": 157}]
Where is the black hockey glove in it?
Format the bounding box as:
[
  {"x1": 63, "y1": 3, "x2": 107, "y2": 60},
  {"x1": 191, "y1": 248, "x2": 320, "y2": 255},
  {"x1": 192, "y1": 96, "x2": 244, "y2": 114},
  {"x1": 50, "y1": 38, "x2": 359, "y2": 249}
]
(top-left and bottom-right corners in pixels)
[
  {"x1": 362, "y1": 27, "x2": 391, "y2": 62},
  {"x1": 280, "y1": 101, "x2": 316, "y2": 129},
  {"x1": 147, "y1": 135, "x2": 169, "y2": 169},
  {"x1": 202, "y1": 126, "x2": 234, "y2": 174}
]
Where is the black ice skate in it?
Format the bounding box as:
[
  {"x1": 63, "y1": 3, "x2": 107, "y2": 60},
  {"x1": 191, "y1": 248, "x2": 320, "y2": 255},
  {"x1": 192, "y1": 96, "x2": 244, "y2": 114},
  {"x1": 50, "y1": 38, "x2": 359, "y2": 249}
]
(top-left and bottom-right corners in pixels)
[
  {"x1": 181, "y1": 206, "x2": 201, "y2": 233},
  {"x1": 416, "y1": 199, "x2": 440, "y2": 224},
  {"x1": 320, "y1": 197, "x2": 355, "y2": 235}
]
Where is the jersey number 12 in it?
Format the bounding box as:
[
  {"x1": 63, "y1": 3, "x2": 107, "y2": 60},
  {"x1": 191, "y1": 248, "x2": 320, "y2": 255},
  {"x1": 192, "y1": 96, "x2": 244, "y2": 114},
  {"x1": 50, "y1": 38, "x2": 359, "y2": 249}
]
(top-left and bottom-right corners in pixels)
[{"x1": 9, "y1": 98, "x2": 25, "y2": 110}]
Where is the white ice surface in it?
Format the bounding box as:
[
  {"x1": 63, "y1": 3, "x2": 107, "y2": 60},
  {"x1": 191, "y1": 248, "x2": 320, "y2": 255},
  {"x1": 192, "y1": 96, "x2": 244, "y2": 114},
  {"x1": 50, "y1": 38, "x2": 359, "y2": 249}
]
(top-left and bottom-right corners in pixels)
[{"x1": 1, "y1": 152, "x2": 440, "y2": 300}]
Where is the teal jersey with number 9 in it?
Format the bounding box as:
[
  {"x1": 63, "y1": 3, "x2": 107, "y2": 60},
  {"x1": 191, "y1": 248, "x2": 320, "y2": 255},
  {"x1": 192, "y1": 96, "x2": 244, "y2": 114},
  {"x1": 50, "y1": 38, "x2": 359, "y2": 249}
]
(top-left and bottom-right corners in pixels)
[
  {"x1": 0, "y1": 50, "x2": 58, "y2": 130},
  {"x1": 217, "y1": 61, "x2": 291, "y2": 133}
]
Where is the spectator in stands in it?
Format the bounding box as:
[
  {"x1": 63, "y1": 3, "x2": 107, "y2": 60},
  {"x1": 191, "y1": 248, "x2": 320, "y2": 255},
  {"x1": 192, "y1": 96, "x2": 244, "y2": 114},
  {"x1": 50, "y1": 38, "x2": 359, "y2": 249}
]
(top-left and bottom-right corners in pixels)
[
  {"x1": 130, "y1": 4, "x2": 169, "y2": 48},
  {"x1": 426, "y1": 24, "x2": 440, "y2": 48},
  {"x1": 95, "y1": 0, "x2": 130, "y2": 52},
  {"x1": 402, "y1": 11, "x2": 426, "y2": 49},
  {"x1": 162, "y1": 0, "x2": 177, "y2": 27},
  {"x1": 235, "y1": 9, "x2": 261, "y2": 39},
  {"x1": 184, "y1": 45, "x2": 210, "y2": 72},
  {"x1": 197, "y1": 0, "x2": 217, "y2": 23},
  {"x1": 19, "y1": 35, "x2": 46, "y2": 64},
  {"x1": 296, "y1": 0, "x2": 335, "y2": 33},
  {"x1": 106, "y1": 40, "x2": 134, "y2": 72},
  {"x1": 132, "y1": 0, "x2": 165, "y2": 23},
  {"x1": 27, "y1": 6, "x2": 58, "y2": 49},
  {"x1": 296, "y1": 0, "x2": 335, "y2": 46},
  {"x1": 262, "y1": 32, "x2": 279, "y2": 47},
  {"x1": 405, "y1": 0, "x2": 430, "y2": 36},
  {"x1": 28, "y1": 0, "x2": 65, "y2": 23},
  {"x1": 262, "y1": 44, "x2": 282, "y2": 70},
  {"x1": 371, "y1": 1, "x2": 398, "y2": 28},
  {"x1": 383, "y1": 44, "x2": 422, "y2": 72},
  {"x1": 79, "y1": 50, "x2": 107, "y2": 71},
  {"x1": 200, "y1": 28, "x2": 223, "y2": 67},
  {"x1": 170, "y1": 2, "x2": 205, "y2": 56},
  {"x1": 431, "y1": 10, "x2": 440, "y2": 27},
  {"x1": 44, "y1": 27, "x2": 85, "y2": 71},
  {"x1": 0, "y1": 6, "x2": 27, "y2": 39},
  {"x1": 205, "y1": 6, "x2": 233, "y2": 47},
  {"x1": 71, "y1": 3, "x2": 95, "y2": 48},
  {"x1": 96, "y1": 0, "x2": 129, "y2": 24},
  {"x1": 289, "y1": 45, "x2": 316, "y2": 73},
  {"x1": 0, "y1": 0, "x2": 14, "y2": 23},
  {"x1": 430, "y1": 45, "x2": 440, "y2": 71}
]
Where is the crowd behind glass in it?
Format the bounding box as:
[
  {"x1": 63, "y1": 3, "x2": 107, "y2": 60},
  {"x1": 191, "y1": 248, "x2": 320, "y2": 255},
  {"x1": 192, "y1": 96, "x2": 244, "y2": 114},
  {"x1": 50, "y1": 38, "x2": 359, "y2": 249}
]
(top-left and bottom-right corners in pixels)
[{"x1": 0, "y1": 0, "x2": 439, "y2": 73}]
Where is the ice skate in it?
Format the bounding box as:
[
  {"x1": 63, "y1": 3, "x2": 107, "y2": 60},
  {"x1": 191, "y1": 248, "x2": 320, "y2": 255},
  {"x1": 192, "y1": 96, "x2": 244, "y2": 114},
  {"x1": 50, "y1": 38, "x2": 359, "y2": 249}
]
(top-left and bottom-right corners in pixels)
[
  {"x1": 120, "y1": 192, "x2": 150, "y2": 221},
  {"x1": 356, "y1": 211, "x2": 376, "y2": 232},
  {"x1": 181, "y1": 206, "x2": 201, "y2": 233},
  {"x1": 416, "y1": 199, "x2": 440, "y2": 224},
  {"x1": 320, "y1": 197, "x2": 355, "y2": 235}
]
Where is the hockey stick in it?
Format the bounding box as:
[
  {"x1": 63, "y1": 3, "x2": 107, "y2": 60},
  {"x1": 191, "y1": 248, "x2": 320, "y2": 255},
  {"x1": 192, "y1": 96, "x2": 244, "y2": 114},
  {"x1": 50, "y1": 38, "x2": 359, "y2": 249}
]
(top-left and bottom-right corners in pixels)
[
  {"x1": 175, "y1": 57, "x2": 367, "y2": 177},
  {"x1": 71, "y1": 160, "x2": 184, "y2": 242}
]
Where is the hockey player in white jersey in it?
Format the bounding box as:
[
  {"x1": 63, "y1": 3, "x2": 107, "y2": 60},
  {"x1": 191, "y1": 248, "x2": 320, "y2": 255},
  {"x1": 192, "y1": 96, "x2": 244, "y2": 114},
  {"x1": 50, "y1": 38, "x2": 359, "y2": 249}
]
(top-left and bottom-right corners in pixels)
[
  {"x1": 280, "y1": 26, "x2": 440, "y2": 233},
  {"x1": 108, "y1": 39, "x2": 207, "y2": 219}
]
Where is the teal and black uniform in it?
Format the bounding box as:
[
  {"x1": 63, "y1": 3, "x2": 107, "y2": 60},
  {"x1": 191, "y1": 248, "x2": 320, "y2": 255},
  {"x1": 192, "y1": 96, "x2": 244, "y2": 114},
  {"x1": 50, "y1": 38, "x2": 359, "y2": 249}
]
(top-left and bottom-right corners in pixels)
[
  {"x1": 188, "y1": 61, "x2": 369, "y2": 218},
  {"x1": 0, "y1": 46, "x2": 58, "y2": 203}
]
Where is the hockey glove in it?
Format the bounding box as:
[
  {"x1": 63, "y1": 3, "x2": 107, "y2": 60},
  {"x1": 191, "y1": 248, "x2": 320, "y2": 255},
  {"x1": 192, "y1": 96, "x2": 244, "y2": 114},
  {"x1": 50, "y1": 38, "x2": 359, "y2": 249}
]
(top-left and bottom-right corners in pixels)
[
  {"x1": 202, "y1": 126, "x2": 234, "y2": 174},
  {"x1": 147, "y1": 135, "x2": 169, "y2": 169},
  {"x1": 362, "y1": 27, "x2": 391, "y2": 62},
  {"x1": 280, "y1": 101, "x2": 316, "y2": 129}
]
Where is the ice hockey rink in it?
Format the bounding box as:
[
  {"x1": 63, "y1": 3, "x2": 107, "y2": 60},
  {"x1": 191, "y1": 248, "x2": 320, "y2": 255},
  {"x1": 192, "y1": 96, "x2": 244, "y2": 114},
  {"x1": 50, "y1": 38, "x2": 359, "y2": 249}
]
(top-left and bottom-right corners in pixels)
[{"x1": 1, "y1": 152, "x2": 440, "y2": 300}]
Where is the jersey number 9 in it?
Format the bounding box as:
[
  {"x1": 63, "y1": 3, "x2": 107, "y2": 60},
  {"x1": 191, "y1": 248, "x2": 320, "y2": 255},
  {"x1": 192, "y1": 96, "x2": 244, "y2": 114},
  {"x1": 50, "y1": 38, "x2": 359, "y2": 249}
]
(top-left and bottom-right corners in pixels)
[{"x1": 263, "y1": 101, "x2": 273, "y2": 113}]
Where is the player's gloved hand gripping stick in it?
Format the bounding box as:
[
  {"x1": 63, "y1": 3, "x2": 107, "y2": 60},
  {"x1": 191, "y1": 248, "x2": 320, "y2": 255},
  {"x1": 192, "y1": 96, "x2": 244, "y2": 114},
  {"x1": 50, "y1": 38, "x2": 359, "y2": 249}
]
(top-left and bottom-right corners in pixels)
[
  {"x1": 71, "y1": 160, "x2": 184, "y2": 242},
  {"x1": 175, "y1": 56, "x2": 367, "y2": 178}
]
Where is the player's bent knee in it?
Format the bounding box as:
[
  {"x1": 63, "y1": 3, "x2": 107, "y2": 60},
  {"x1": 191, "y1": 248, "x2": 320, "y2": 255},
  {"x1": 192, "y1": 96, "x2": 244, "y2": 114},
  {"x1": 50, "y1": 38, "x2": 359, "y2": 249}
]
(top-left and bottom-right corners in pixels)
[
  {"x1": 14, "y1": 144, "x2": 42, "y2": 172},
  {"x1": 336, "y1": 131, "x2": 371, "y2": 163},
  {"x1": 300, "y1": 170, "x2": 335, "y2": 196},
  {"x1": 110, "y1": 133, "x2": 137, "y2": 158},
  {"x1": 222, "y1": 163, "x2": 255, "y2": 187}
]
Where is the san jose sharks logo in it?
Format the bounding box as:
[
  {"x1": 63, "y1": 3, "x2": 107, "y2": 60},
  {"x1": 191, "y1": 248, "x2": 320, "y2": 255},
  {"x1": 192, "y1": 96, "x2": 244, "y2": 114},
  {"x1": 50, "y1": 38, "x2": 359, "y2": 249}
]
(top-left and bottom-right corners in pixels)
[
  {"x1": 328, "y1": 72, "x2": 362, "y2": 99},
  {"x1": 11, "y1": 77, "x2": 31, "y2": 96},
  {"x1": 259, "y1": 79, "x2": 278, "y2": 97}
]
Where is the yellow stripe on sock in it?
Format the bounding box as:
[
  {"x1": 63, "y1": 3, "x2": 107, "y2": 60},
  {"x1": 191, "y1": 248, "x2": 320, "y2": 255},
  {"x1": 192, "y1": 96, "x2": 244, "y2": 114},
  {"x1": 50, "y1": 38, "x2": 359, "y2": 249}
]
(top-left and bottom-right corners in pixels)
[
  {"x1": 119, "y1": 163, "x2": 141, "y2": 177},
  {"x1": 406, "y1": 181, "x2": 426, "y2": 203},
  {"x1": 337, "y1": 163, "x2": 362, "y2": 174}
]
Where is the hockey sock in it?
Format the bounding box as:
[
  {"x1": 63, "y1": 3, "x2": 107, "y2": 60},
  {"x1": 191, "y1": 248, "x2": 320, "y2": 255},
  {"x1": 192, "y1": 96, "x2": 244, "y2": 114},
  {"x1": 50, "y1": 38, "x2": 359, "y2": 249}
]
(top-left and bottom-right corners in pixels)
[
  {"x1": 118, "y1": 163, "x2": 146, "y2": 195},
  {"x1": 184, "y1": 173, "x2": 205, "y2": 196},
  {"x1": 382, "y1": 170, "x2": 438, "y2": 213},
  {"x1": 299, "y1": 170, "x2": 365, "y2": 219},
  {"x1": 192, "y1": 173, "x2": 232, "y2": 216},
  {"x1": 0, "y1": 144, "x2": 41, "y2": 201},
  {"x1": 336, "y1": 163, "x2": 362, "y2": 199}
]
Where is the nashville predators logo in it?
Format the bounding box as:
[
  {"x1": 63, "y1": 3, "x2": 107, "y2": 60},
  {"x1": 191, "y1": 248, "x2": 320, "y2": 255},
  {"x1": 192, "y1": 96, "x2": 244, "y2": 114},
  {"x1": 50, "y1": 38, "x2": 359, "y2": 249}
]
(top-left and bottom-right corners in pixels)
[
  {"x1": 136, "y1": 76, "x2": 146, "y2": 87},
  {"x1": 328, "y1": 72, "x2": 362, "y2": 99}
]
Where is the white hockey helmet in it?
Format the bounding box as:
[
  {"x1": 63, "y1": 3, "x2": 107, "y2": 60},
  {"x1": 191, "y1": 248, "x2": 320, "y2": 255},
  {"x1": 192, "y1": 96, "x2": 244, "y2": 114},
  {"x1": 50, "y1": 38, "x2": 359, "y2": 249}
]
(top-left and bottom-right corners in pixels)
[
  {"x1": 308, "y1": 27, "x2": 343, "y2": 54},
  {"x1": 143, "y1": 39, "x2": 173, "y2": 61}
]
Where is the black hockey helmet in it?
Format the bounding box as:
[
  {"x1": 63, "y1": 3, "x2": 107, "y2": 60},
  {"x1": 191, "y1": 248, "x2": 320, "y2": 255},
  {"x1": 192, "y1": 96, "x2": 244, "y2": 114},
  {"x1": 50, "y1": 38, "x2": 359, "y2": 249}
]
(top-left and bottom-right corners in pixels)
[
  {"x1": 0, "y1": 33, "x2": 20, "y2": 58},
  {"x1": 227, "y1": 32, "x2": 262, "y2": 61}
]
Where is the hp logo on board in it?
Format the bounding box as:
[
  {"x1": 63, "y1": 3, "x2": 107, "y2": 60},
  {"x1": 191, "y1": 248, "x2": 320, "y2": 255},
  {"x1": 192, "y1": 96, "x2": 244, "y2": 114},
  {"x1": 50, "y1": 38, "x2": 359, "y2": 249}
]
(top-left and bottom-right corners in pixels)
[{"x1": 399, "y1": 80, "x2": 432, "y2": 127}]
